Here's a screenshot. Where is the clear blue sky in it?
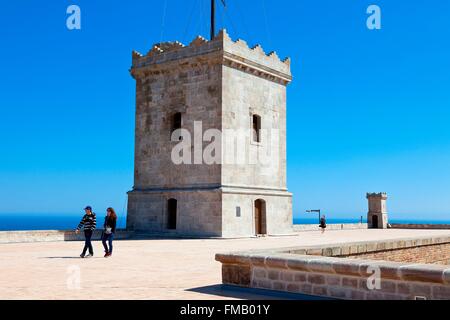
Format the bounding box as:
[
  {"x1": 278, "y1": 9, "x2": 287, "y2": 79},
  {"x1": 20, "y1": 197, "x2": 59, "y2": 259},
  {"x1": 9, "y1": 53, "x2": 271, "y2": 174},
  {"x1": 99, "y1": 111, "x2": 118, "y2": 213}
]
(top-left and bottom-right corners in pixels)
[{"x1": 0, "y1": 0, "x2": 449, "y2": 221}]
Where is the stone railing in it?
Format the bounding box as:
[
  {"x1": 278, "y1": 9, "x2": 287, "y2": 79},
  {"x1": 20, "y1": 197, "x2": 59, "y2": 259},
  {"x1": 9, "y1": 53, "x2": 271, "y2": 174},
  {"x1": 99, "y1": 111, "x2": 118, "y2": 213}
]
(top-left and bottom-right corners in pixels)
[
  {"x1": 0, "y1": 229, "x2": 134, "y2": 244},
  {"x1": 293, "y1": 223, "x2": 368, "y2": 232},
  {"x1": 215, "y1": 235, "x2": 450, "y2": 300}
]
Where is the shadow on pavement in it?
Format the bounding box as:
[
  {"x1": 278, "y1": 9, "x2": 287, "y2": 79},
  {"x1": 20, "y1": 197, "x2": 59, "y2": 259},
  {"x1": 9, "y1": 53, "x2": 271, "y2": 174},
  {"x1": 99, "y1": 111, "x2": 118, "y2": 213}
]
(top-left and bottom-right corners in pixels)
[
  {"x1": 186, "y1": 284, "x2": 333, "y2": 300},
  {"x1": 40, "y1": 256, "x2": 101, "y2": 259}
]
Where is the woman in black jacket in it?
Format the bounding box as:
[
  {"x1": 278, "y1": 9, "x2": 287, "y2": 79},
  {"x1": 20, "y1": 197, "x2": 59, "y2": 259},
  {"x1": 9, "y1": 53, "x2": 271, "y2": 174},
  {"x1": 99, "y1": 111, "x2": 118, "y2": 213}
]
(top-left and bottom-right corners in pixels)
[{"x1": 102, "y1": 207, "x2": 117, "y2": 258}]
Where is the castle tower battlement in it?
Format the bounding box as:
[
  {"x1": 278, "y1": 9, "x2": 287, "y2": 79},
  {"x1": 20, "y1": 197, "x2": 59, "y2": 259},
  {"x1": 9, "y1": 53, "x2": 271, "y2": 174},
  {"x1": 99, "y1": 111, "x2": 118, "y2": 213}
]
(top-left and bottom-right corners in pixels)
[{"x1": 131, "y1": 30, "x2": 292, "y2": 85}]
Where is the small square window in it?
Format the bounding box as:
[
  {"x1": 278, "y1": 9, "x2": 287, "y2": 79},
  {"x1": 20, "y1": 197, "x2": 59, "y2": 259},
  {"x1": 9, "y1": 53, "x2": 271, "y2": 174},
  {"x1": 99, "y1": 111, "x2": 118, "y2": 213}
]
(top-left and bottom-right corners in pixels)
[{"x1": 236, "y1": 206, "x2": 241, "y2": 217}]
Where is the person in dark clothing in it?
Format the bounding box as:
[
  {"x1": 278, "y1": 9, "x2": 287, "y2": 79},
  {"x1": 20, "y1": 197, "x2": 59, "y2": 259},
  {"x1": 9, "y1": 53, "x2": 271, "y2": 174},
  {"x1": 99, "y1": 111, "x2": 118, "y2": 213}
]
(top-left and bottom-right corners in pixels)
[
  {"x1": 75, "y1": 206, "x2": 97, "y2": 258},
  {"x1": 102, "y1": 207, "x2": 117, "y2": 258},
  {"x1": 319, "y1": 215, "x2": 327, "y2": 234}
]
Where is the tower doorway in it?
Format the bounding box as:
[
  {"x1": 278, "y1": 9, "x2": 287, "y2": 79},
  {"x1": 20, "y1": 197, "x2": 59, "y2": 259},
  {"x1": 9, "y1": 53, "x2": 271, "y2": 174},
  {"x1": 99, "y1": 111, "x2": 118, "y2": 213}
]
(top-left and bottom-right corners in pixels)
[
  {"x1": 372, "y1": 215, "x2": 379, "y2": 229},
  {"x1": 254, "y1": 199, "x2": 267, "y2": 235},
  {"x1": 167, "y1": 199, "x2": 177, "y2": 230}
]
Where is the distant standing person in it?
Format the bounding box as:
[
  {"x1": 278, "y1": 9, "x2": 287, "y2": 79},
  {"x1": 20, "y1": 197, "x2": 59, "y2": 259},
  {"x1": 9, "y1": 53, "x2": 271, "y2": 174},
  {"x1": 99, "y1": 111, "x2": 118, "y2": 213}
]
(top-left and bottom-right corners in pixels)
[
  {"x1": 319, "y1": 215, "x2": 326, "y2": 233},
  {"x1": 102, "y1": 207, "x2": 117, "y2": 258},
  {"x1": 75, "y1": 206, "x2": 97, "y2": 258}
]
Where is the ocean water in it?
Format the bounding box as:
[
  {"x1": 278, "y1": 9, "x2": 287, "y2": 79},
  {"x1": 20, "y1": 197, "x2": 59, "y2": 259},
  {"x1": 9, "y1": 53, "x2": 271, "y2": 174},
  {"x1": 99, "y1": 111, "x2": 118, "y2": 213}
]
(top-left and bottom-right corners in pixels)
[
  {"x1": 293, "y1": 218, "x2": 366, "y2": 225},
  {"x1": 293, "y1": 217, "x2": 450, "y2": 225},
  {"x1": 0, "y1": 214, "x2": 448, "y2": 231},
  {"x1": 0, "y1": 214, "x2": 127, "y2": 231}
]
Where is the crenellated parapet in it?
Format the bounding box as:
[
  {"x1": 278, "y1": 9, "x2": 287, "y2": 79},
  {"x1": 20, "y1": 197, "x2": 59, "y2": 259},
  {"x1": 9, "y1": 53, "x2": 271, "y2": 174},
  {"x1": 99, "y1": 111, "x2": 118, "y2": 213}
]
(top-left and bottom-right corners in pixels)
[
  {"x1": 131, "y1": 29, "x2": 292, "y2": 85},
  {"x1": 221, "y1": 30, "x2": 291, "y2": 80},
  {"x1": 366, "y1": 192, "x2": 388, "y2": 199}
]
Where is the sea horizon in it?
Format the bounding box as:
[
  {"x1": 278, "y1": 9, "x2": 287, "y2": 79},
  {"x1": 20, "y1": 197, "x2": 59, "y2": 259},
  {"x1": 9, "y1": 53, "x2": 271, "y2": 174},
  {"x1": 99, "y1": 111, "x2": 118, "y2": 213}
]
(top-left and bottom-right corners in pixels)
[
  {"x1": 0, "y1": 213, "x2": 449, "y2": 231},
  {"x1": 0, "y1": 213, "x2": 127, "y2": 231}
]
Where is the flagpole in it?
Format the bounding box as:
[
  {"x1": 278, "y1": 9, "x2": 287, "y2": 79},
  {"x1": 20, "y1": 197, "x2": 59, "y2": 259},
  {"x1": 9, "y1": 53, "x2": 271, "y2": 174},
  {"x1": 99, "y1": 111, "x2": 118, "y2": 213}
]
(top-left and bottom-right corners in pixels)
[{"x1": 211, "y1": 0, "x2": 215, "y2": 40}]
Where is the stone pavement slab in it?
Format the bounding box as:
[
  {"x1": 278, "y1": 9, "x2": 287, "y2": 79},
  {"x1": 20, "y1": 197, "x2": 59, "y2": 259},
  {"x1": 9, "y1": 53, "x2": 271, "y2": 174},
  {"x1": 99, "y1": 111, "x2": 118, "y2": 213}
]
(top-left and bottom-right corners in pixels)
[{"x1": 0, "y1": 229, "x2": 449, "y2": 299}]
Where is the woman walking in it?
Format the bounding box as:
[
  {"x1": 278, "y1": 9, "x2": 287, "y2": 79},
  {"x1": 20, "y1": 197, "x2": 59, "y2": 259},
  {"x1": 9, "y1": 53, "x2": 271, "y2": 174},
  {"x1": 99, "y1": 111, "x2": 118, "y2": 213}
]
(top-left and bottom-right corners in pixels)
[
  {"x1": 75, "y1": 206, "x2": 97, "y2": 258},
  {"x1": 102, "y1": 207, "x2": 117, "y2": 258},
  {"x1": 319, "y1": 215, "x2": 327, "y2": 234}
]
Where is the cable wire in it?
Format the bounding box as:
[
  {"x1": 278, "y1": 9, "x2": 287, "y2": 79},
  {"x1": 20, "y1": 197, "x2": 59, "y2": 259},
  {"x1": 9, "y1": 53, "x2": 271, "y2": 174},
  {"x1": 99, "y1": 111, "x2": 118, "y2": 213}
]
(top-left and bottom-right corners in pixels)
[
  {"x1": 182, "y1": 0, "x2": 200, "y2": 43},
  {"x1": 160, "y1": 0, "x2": 168, "y2": 44},
  {"x1": 262, "y1": 0, "x2": 272, "y2": 49}
]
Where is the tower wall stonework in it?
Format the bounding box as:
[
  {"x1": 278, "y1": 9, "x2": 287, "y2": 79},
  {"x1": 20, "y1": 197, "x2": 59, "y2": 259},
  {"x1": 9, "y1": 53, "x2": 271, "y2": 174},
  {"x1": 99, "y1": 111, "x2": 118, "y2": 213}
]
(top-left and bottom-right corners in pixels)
[
  {"x1": 221, "y1": 63, "x2": 287, "y2": 189},
  {"x1": 221, "y1": 191, "x2": 292, "y2": 237},
  {"x1": 127, "y1": 190, "x2": 222, "y2": 236},
  {"x1": 127, "y1": 30, "x2": 293, "y2": 237},
  {"x1": 132, "y1": 49, "x2": 223, "y2": 189}
]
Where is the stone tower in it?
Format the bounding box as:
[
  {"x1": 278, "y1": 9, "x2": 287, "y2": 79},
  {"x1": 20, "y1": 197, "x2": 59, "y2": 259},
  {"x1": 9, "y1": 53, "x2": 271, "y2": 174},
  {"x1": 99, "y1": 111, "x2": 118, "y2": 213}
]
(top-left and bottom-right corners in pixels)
[
  {"x1": 127, "y1": 30, "x2": 293, "y2": 237},
  {"x1": 367, "y1": 192, "x2": 388, "y2": 229}
]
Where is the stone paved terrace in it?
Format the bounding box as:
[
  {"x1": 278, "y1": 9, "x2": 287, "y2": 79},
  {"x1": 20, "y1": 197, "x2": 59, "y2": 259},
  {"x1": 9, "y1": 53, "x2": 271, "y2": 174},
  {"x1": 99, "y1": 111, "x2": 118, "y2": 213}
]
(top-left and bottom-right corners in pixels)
[{"x1": 0, "y1": 229, "x2": 449, "y2": 300}]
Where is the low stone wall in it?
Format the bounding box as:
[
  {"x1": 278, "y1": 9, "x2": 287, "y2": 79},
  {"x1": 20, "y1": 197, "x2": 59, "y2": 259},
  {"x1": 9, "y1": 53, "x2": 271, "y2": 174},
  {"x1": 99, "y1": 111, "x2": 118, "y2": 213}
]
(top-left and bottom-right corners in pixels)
[
  {"x1": 0, "y1": 229, "x2": 134, "y2": 244},
  {"x1": 344, "y1": 243, "x2": 450, "y2": 265},
  {"x1": 215, "y1": 235, "x2": 450, "y2": 300},
  {"x1": 286, "y1": 235, "x2": 450, "y2": 258},
  {"x1": 293, "y1": 223, "x2": 368, "y2": 232},
  {"x1": 390, "y1": 224, "x2": 450, "y2": 230}
]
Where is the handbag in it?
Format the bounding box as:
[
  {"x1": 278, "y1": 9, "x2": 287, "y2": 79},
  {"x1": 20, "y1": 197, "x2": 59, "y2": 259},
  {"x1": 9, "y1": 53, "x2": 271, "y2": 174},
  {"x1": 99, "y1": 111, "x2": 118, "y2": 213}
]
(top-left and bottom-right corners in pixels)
[{"x1": 105, "y1": 226, "x2": 112, "y2": 234}]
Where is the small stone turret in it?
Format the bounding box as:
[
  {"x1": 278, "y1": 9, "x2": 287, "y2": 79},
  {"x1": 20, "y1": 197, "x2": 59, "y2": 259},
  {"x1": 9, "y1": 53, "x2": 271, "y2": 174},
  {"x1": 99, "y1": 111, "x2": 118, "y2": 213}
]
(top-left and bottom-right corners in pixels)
[{"x1": 366, "y1": 192, "x2": 388, "y2": 229}]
